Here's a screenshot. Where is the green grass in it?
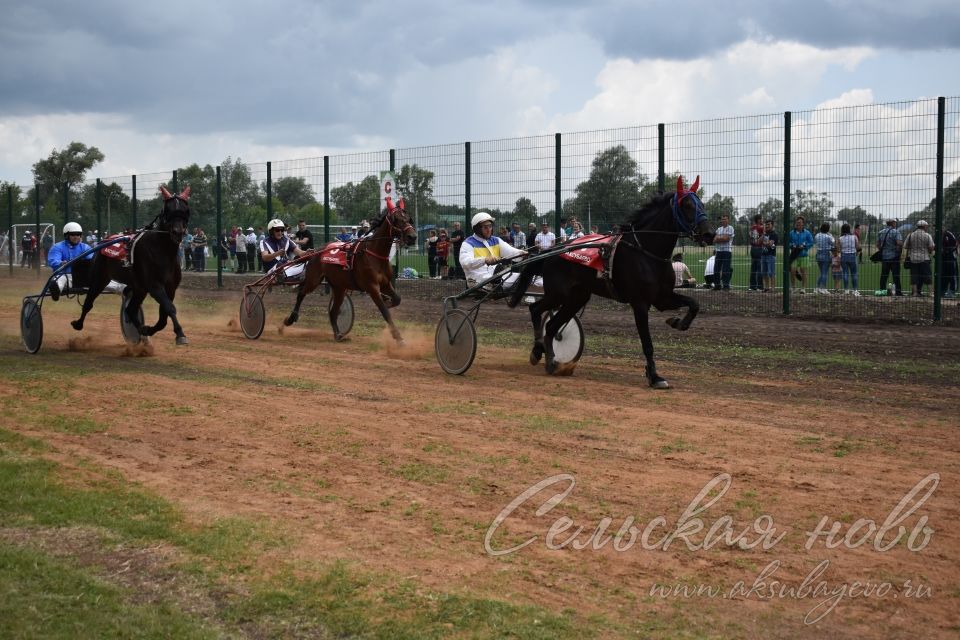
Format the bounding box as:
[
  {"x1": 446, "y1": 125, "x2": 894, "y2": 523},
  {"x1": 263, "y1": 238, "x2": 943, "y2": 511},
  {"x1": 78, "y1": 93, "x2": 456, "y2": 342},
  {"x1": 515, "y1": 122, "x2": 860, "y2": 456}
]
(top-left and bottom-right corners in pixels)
[{"x1": 0, "y1": 427, "x2": 609, "y2": 637}]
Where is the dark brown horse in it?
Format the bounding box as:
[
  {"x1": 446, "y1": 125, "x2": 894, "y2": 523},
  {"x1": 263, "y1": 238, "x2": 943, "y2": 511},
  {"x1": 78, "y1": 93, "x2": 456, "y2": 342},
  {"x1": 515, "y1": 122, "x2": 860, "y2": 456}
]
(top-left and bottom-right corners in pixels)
[{"x1": 283, "y1": 198, "x2": 417, "y2": 342}]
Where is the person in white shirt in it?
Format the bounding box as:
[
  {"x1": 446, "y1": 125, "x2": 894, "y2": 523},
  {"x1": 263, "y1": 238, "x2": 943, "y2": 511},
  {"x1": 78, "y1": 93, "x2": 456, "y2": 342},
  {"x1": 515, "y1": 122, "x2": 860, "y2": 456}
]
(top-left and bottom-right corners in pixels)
[
  {"x1": 672, "y1": 253, "x2": 696, "y2": 288},
  {"x1": 568, "y1": 221, "x2": 585, "y2": 240},
  {"x1": 703, "y1": 251, "x2": 717, "y2": 288},
  {"x1": 713, "y1": 214, "x2": 735, "y2": 290},
  {"x1": 535, "y1": 223, "x2": 556, "y2": 251}
]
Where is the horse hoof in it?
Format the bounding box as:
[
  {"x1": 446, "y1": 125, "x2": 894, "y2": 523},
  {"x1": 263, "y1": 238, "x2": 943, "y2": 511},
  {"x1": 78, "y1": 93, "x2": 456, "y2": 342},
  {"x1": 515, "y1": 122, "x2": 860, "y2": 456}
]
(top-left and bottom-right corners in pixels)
[
  {"x1": 530, "y1": 343, "x2": 544, "y2": 365},
  {"x1": 545, "y1": 360, "x2": 557, "y2": 375},
  {"x1": 176, "y1": 336, "x2": 189, "y2": 346},
  {"x1": 650, "y1": 379, "x2": 670, "y2": 389},
  {"x1": 70, "y1": 320, "x2": 83, "y2": 331},
  {"x1": 284, "y1": 314, "x2": 297, "y2": 326},
  {"x1": 666, "y1": 317, "x2": 681, "y2": 329}
]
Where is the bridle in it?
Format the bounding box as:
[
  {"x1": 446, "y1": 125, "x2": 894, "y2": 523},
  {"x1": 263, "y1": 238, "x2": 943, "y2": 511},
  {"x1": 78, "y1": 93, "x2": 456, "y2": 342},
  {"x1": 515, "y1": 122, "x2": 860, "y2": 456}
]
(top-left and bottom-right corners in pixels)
[{"x1": 360, "y1": 201, "x2": 415, "y2": 261}]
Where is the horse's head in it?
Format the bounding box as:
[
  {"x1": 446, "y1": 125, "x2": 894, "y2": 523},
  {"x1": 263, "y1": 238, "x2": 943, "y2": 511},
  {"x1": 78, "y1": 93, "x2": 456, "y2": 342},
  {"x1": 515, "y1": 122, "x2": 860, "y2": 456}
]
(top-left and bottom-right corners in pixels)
[
  {"x1": 158, "y1": 185, "x2": 192, "y2": 243},
  {"x1": 384, "y1": 197, "x2": 418, "y2": 247},
  {"x1": 674, "y1": 176, "x2": 713, "y2": 246}
]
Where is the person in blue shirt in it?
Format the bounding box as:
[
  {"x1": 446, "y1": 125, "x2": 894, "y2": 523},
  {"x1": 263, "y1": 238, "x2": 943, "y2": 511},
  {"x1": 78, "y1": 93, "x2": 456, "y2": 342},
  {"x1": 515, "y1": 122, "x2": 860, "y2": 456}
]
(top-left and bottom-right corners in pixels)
[
  {"x1": 47, "y1": 222, "x2": 93, "y2": 301},
  {"x1": 788, "y1": 216, "x2": 815, "y2": 294}
]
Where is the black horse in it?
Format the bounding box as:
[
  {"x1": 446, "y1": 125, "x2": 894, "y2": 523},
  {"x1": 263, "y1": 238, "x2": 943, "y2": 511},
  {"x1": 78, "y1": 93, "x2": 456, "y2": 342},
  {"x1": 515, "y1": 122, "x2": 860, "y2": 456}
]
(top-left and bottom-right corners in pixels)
[
  {"x1": 508, "y1": 176, "x2": 714, "y2": 388},
  {"x1": 71, "y1": 186, "x2": 191, "y2": 345}
]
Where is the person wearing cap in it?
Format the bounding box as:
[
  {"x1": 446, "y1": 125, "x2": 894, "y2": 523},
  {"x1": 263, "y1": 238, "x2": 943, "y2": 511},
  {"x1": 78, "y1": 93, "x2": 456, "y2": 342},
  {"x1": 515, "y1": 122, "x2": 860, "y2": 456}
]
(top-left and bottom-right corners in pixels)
[
  {"x1": 20, "y1": 230, "x2": 34, "y2": 268},
  {"x1": 47, "y1": 222, "x2": 94, "y2": 301},
  {"x1": 244, "y1": 227, "x2": 257, "y2": 272},
  {"x1": 876, "y1": 219, "x2": 903, "y2": 296},
  {"x1": 904, "y1": 220, "x2": 935, "y2": 296},
  {"x1": 233, "y1": 224, "x2": 247, "y2": 274},
  {"x1": 260, "y1": 219, "x2": 307, "y2": 279},
  {"x1": 459, "y1": 212, "x2": 528, "y2": 288}
]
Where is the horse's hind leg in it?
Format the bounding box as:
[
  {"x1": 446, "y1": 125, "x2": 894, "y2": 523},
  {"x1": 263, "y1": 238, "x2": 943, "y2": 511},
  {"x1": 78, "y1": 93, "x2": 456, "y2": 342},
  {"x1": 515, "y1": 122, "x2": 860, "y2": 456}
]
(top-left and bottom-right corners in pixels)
[
  {"x1": 286, "y1": 269, "x2": 321, "y2": 326},
  {"x1": 632, "y1": 302, "x2": 668, "y2": 389},
  {"x1": 527, "y1": 299, "x2": 547, "y2": 365},
  {"x1": 146, "y1": 285, "x2": 187, "y2": 345},
  {"x1": 71, "y1": 267, "x2": 111, "y2": 331},
  {"x1": 328, "y1": 287, "x2": 349, "y2": 340},
  {"x1": 543, "y1": 289, "x2": 590, "y2": 375}
]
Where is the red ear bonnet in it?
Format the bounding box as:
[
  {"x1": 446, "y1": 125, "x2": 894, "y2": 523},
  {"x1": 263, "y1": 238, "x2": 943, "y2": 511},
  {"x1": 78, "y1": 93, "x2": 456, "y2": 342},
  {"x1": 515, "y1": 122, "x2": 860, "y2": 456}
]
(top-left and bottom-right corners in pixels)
[
  {"x1": 159, "y1": 185, "x2": 173, "y2": 200},
  {"x1": 179, "y1": 186, "x2": 191, "y2": 201},
  {"x1": 676, "y1": 176, "x2": 684, "y2": 194},
  {"x1": 690, "y1": 176, "x2": 700, "y2": 193}
]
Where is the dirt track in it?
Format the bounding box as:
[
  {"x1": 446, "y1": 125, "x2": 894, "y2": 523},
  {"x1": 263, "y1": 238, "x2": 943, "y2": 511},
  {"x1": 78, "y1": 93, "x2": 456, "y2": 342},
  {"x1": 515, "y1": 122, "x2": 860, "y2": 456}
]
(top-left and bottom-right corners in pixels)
[{"x1": 2, "y1": 275, "x2": 959, "y2": 638}]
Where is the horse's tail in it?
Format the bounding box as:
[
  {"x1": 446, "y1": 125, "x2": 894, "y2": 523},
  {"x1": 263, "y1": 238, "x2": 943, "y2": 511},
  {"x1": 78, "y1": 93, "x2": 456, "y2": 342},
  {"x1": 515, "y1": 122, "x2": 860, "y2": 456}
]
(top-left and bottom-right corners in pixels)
[{"x1": 507, "y1": 259, "x2": 544, "y2": 308}]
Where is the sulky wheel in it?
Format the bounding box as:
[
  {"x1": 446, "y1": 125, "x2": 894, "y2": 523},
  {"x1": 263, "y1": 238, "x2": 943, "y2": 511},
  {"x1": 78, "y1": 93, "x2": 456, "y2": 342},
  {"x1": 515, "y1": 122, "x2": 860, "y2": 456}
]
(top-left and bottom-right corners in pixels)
[
  {"x1": 20, "y1": 298, "x2": 43, "y2": 354},
  {"x1": 329, "y1": 293, "x2": 355, "y2": 338},
  {"x1": 435, "y1": 309, "x2": 477, "y2": 375},
  {"x1": 240, "y1": 291, "x2": 266, "y2": 340},
  {"x1": 119, "y1": 291, "x2": 144, "y2": 345},
  {"x1": 545, "y1": 311, "x2": 585, "y2": 365}
]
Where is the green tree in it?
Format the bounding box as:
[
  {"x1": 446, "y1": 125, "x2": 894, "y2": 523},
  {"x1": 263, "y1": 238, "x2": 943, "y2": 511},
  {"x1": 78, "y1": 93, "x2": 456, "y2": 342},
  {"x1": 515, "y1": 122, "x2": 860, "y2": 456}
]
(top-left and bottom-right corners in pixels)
[
  {"x1": 272, "y1": 176, "x2": 317, "y2": 210},
  {"x1": 331, "y1": 175, "x2": 381, "y2": 223},
  {"x1": 704, "y1": 193, "x2": 738, "y2": 220},
  {"x1": 791, "y1": 190, "x2": 834, "y2": 223},
  {"x1": 220, "y1": 157, "x2": 261, "y2": 228},
  {"x1": 173, "y1": 164, "x2": 216, "y2": 230},
  {"x1": 30, "y1": 142, "x2": 105, "y2": 223},
  {"x1": 513, "y1": 197, "x2": 537, "y2": 219},
  {"x1": 567, "y1": 145, "x2": 642, "y2": 220}
]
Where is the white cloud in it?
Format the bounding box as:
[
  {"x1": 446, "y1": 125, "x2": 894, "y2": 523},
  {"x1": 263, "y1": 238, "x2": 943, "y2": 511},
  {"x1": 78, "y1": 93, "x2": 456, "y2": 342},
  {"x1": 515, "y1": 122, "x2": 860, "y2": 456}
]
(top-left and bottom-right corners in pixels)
[{"x1": 739, "y1": 88, "x2": 775, "y2": 108}]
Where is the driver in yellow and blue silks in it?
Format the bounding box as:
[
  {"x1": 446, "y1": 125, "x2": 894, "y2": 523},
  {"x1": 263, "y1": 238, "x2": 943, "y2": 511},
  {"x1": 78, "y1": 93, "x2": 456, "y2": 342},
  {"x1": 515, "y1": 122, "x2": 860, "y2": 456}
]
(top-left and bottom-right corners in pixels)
[{"x1": 459, "y1": 212, "x2": 530, "y2": 288}]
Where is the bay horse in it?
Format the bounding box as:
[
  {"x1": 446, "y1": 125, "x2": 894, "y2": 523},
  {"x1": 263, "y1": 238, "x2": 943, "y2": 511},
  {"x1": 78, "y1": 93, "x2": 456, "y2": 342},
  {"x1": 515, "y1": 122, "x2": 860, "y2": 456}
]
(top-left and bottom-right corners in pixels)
[
  {"x1": 283, "y1": 198, "x2": 417, "y2": 342},
  {"x1": 507, "y1": 176, "x2": 714, "y2": 388},
  {"x1": 71, "y1": 186, "x2": 191, "y2": 345}
]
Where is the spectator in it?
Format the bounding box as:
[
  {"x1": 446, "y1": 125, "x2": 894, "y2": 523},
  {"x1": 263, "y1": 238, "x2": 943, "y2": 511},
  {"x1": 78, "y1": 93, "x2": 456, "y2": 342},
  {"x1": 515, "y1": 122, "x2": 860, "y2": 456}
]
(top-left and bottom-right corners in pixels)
[
  {"x1": 814, "y1": 222, "x2": 836, "y2": 294},
  {"x1": 336, "y1": 226, "x2": 353, "y2": 242},
  {"x1": 20, "y1": 230, "x2": 33, "y2": 268},
  {"x1": 234, "y1": 225, "x2": 247, "y2": 273},
  {"x1": 425, "y1": 229, "x2": 439, "y2": 278},
  {"x1": 497, "y1": 226, "x2": 511, "y2": 244},
  {"x1": 569, "y1": 221, "x2": 585, "y2": 240},
  {"x1": 525, "y1": 222, "x2": 537, "y2": 249},
  {"x1": 702, "y1": 251, "x2": 717, "y2": 289},
  {"x1": 436, "y1": 231, "x2": 450, "y2": 279},
  {"x1": 761, "y1": 219, "x2": 778, "y2": 292},
  {"x1": 788, "y1": 216, "x2": 814, "y2": 294},
  {"x1": 904, "y1": 220, "x2": 935, "y2": 296},
  {"x1": 535, "y1": 222, "x2": 556, "y2": 252},
  {"x1": 46, "y1": 222, "x2": 93, "y2": 301},
  {"x1": 942, "y1": 227, "x2": 958, "y2": 298},
  {"x1": 255, "y1": 226, "x2": 266, "y2": 271},
  {"x1": 853, "y1": 223, "x2": 863, "y2": 263},
  {"x1": 294, "y1": 220, "x2": 314, "y2": 250},
  {"x1": 831, "y1": 248, "x2": 843, "y2": 292},
  {"x1": 749, "y1": 214, "x2": 764, "y2": 291},
  {"x1": 877, "y1": 219, "x2": 904, "y2": 296},
  {"x1": 245, "y1": 227, "x2": 257, "y2": 272},
  {"x1": 191, "y1": 227, "x2": 207, "y2": 272},
  {"x1": 838, "y1": 223, "x2": 860, "y2": 295},
  {"x1": 672, "y1": 253, "x2": 696, "y2": 288},
  {"x1": 590, "y1": 225, "x2": 599, "y2": 234},
  {"x1": 509, "y1": 222, "x2": 526, "y2": 249},
  {"x1": 40, "y1": 230, "x2": 54, "y2": 266},
  {"x1": 713, "y1": 214, "x2": 734, "y2": 291},
  {"x1": 228, "y1": 226, "x2": 238, "y2": 272},
  {"x1": 182, "y1": 227, "x2": 193, "y2": 271},
  {"x1": 218, "y1": 232, "x2": 230, "y2": 271},
  {"x1": 450, "y1": 221, "x2": 465, "y2": 279}
]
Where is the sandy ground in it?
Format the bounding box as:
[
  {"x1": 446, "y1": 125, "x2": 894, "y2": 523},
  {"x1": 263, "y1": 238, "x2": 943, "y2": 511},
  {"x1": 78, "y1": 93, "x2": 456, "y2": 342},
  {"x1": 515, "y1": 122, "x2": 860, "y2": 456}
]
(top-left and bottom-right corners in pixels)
[{"x1": 1, "y1": 274, "x2": 959, "y2": 638}]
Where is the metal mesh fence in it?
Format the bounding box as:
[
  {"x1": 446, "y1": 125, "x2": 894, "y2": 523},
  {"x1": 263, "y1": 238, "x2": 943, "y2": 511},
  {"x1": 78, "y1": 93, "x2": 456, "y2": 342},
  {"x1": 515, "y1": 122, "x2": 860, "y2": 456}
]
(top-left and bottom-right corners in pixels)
[{"x1": 5, "y1": 97, "x2": 957, "y2": 323}]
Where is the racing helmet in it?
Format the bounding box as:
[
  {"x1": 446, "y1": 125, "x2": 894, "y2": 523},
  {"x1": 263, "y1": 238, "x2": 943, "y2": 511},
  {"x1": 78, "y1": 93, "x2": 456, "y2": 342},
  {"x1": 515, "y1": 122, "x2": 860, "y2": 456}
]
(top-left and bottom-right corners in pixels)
[
  {"x1": 63, "y1": 222, "x2": 83, "y2": 235},
  {"x1": 471, "y1": 212, "x2": 495, "y2": 231},
  {"x1": 267, "y1": 219, "x2": 286, "y2": 232}
]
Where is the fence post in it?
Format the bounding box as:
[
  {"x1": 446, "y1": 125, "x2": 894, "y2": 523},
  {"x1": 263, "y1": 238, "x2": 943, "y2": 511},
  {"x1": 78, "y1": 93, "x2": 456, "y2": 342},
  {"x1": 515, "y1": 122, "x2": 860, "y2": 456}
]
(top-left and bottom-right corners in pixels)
[
  {"x1": 782, "y1": 111, "x2": 792, "y2": 315},
  {"x1": 266, "y1": 161, "x2": 272, "y2": 221},
  {"x1": 933, "y1": 97, "x2": 946, "y2": 322},
  {"x1": 462, "y1": 143, "x2": 471, "y2": 236},
  {"x1": 323, "y1": 156, "x2": 330, "y2": 244},
  {"x1": 131, "y1": 175, "x2": 137, "y2": 232},
  {"x1": 171, "y1": 170, "x2": 178, "y2": 193},
  {"x1": 95, "y1": 179, "x2": 102, "y2": 242},
  {"x1": 62, "y1": 183, "x2": 69, "y2": 226},
  {"x1": 7, "y1": 186, "x2": 12, "y2": 274},
  {"x1": 555, "y1": 133, "x2": 562, "y2": 236},
  {"x1": 34, "y1": 183, "x2": 40, "y2": 274},
  {"x1": 658, "y1": 123, "x2": 665, "y2": 193},
  {"x1": 216, "y1": 166, "x2": 223, "y2": 288}
]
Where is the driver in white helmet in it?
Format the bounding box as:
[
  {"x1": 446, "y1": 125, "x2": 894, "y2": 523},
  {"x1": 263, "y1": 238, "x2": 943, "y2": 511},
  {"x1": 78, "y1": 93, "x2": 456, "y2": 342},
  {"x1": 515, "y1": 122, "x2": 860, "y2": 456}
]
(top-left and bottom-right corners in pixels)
[
  {"x1": 47, "y1": 222, "x2": 93, "y2": 301},
  {"x1": 459, "y1": 212, "x2": 531, "y2": 289},
  {"x1": 260, "y1": 219, "x2": 307, "y2": 279}
]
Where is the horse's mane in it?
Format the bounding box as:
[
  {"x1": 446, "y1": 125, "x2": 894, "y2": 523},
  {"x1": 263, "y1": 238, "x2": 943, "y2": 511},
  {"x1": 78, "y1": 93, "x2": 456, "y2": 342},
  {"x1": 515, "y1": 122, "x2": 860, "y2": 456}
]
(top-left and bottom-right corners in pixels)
[{"x1": 623, "y1": 192, "x2": 673, "y2": 228}]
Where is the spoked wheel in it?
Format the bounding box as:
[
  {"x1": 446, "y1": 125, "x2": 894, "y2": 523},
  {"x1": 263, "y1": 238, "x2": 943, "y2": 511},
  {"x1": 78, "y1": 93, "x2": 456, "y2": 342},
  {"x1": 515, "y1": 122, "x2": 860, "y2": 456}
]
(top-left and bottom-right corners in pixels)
[
  {"x1": 435, "y1": 309, "x2": 477, "y2": 375},
  {"x1": 329, "y1": 294, "x2": 355, "y2": 337},
  {"x1": 20, "y1": 298, "x2": 43, "y2": 354},
  {"x1": 239, "y1": 291, "x2": 266, "y2": 340},
  {"x1": 545, "y1": 311, "x2": 585, "y2": 364},
  {"x1": 119, "y1": 291, "x2": 144, "y2": 345}
]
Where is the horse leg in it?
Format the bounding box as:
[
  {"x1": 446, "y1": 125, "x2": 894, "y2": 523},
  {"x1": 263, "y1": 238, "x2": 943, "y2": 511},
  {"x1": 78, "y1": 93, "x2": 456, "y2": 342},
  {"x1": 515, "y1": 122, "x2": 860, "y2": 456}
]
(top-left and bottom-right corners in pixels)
[
  {"x1": 328, "y1": 287, "x2": 348, "y2": 341},
  {"x1": 542, "y1": 288, "x2": 590, "y2": 375},
  {"x1": 380, "y1": 278, "x2": 401, "y2": 308},
  {"x1": 146, "y1": 284, "x2": 188, "y2": 345},
  {"x1": 659, "y1": 292, "x2": 699, "y2": 331},
  {"x1": 286, "y1": 267, "x2": 322, "y2": 326},
  {"x1": 632, "y1": 302, "x2": 668, "y2": 389},
  {"x1": 367, "y1": 283, "x2": 404, "y2": 343},
  {"x1": 71, "y1": 266, "x2": 111, "y2": 331},
  {"x1": 527, "y1": 298, "x2": 547, "y2": 365}
]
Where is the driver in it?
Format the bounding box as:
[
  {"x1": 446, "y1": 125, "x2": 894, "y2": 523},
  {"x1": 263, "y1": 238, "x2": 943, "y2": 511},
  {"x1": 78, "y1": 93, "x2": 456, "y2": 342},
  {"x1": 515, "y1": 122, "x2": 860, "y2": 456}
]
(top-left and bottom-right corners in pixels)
[
  {"x1": 47, "y1": 222, "x2": 93, "y2": 301},
  {"x1": 460, "y1": 212, "x2": 531, "y2": 289},
  {"x1": 260, "y1": 219, "x2": 307, "y2": 280}
]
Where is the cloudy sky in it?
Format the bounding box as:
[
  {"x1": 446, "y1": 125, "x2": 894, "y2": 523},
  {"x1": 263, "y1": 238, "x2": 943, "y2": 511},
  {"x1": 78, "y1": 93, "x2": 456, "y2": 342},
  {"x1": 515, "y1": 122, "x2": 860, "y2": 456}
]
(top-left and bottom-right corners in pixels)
[{"x1": 1, "y1": 0, "x2": 958, "y2": 187}]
